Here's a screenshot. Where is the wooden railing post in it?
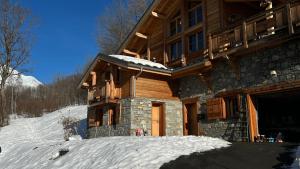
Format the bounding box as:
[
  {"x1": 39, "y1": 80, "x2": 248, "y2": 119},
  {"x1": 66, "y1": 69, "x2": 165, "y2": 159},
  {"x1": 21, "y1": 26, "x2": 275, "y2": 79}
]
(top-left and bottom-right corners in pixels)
[
  {"x1": 242, "y1": 21, "x2": 248, "y2": 48},
  {"x1": 208, "y1": 34, "x2": 213, "y2": 60},
  {"x1": 287, "y1": 3, "x2": 294, "y2": 35}
]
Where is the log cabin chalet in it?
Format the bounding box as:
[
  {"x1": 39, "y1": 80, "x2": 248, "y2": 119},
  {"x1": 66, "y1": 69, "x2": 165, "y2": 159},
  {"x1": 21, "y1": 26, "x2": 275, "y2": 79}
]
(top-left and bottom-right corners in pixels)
[{"x1": 79, "y1": 0, "x2": 300, "y2": 142}]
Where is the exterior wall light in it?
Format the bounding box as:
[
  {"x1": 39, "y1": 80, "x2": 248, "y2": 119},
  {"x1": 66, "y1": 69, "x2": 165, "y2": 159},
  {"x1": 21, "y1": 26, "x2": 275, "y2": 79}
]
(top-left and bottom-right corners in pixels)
[{"x1": 270, "y1": 70, "x2": 277, "y2": 77}]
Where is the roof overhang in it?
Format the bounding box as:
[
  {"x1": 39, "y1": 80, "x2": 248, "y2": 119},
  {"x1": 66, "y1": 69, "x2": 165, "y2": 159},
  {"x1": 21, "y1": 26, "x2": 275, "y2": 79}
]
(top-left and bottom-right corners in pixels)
[
  {"x1": 116, "y1": 0, "x2": 161, "y2": 54},
  {"x1": 77, "y1": 53, "x2": 172, "y2": 89},
  {"x1": 172, "y1": 60, "x2": 212, "y2": 79}
]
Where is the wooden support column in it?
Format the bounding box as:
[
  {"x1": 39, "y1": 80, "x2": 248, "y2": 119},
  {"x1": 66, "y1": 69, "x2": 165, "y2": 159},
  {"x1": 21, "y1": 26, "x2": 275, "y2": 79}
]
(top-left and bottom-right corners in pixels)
[
  {"x1": 130, "y1": 75, "x2": 136, "y2": 98},
  {"x1": 242, "y1": 21, "x2": 248, "y2": 48},
  {"x1": 287, "y1": 3, "x2": 294, "y2": 35},
  {"x1": 147, "y1": 36, "x2": 151, "y2": 61},
  {"x1": 180, "y1": 0, "x2": 187, "y2": 66},
  {"x1": 208, "y1": 34, "x2": 213, "y2": 60},
  {"x1": 90, "y1": 71, "x2": 96, "y2": 87},
  {"x1": 109, "y1": 71, "x2": 115, "y2": 100},
  {"x1": 247, "y1": 94, "x2": 259, "y2": 142},
  {"x1": 163, "y1": 19, "x2": 168, "y2": 65},
  {"x1": 105, "y1": 79, "x2": 110, "y2": 102}
]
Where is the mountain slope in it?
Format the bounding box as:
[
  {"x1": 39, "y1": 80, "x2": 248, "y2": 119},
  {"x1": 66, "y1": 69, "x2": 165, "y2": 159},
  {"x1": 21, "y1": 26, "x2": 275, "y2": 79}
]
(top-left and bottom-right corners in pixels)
[
  {"x1": 1, "y1": 69, "x2": 43, "y2": 88},
  {"x1": 0, "y1": 105, "x2": 230, "y2": 169}
]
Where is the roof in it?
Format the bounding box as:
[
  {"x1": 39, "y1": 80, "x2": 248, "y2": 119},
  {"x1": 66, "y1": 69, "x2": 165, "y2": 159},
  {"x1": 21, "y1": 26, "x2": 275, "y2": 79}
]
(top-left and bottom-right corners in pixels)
[
  {"x1": 77, "y1": 53, "x2": 172, "y2": 89},
  {"x1": 109, "y1": 55, "x2": 168, "y2": 70}
]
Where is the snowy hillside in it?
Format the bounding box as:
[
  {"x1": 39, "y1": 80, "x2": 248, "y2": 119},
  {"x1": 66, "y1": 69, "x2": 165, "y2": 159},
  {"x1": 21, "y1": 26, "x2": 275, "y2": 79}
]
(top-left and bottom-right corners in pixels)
[
  {"x1": 2, "y1": 69, "x2": 42, "y2": 88},
  {"x1": 0, "y1": 105, "x2": 231, "y2": 169}
]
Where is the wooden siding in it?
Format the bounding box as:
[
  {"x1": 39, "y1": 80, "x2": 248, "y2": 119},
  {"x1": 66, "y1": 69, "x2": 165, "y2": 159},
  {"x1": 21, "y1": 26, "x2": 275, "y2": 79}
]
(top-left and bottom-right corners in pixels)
[
  {"x1": 205, "y1": 0, "x2": 222, "y2": 34},
  {"x1": 135, "y1": 75, "x2": 176, "y2": 99},
  {"x1": 120, "y1": 71, "x2": 131, "y2": 98}
]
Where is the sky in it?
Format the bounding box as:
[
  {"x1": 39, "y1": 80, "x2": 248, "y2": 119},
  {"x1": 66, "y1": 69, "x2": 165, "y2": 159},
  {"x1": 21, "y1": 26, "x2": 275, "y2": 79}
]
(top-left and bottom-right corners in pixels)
[{"x1": 18, "y1": 0, "x2": 110, "y2": 84}]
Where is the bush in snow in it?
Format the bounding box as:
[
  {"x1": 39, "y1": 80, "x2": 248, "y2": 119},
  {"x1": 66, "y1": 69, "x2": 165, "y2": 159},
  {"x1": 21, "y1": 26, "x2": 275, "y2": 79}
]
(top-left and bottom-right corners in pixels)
[{"x1": 61, "y1": 116, "x2": 80, "y2": 141}]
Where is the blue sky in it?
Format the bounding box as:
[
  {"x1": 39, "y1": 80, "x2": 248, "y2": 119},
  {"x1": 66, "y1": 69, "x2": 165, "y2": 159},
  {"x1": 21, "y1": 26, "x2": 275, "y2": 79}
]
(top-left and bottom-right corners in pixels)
[{"x1": 19, "y1": 0, "x2": 110, "y2": 84}]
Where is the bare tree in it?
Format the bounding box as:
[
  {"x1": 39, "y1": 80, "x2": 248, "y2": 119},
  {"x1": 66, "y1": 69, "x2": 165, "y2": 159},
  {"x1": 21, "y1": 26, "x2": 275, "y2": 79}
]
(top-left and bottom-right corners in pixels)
[
  {"x1": 0, "y1": 0, "x2": 33, "y2": 126},
  {"x1": 96, "y1": 0, "x2": 152, "y2": 54}
]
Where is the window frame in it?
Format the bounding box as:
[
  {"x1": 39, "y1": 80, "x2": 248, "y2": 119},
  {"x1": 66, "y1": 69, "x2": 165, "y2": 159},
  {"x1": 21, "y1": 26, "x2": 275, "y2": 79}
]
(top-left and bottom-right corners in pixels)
[
  {"x1": 169, "y1": 12, "x2": 182, "y2": 37},
  {"x1": 169, "y1": 40, "x2": 183, "y2": 61},
  {"x1": 188, "y1": 3, "x2": 203, "y2": 28},
  {"x1": 188, "y1": 31, "x2": 204, "y2": 53}
]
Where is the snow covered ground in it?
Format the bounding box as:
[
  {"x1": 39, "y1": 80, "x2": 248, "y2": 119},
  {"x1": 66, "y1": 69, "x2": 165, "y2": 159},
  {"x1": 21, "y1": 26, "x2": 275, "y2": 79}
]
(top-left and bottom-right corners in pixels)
[{"x1": 0, "y1": 105, "x2": 231, "y2": 169}]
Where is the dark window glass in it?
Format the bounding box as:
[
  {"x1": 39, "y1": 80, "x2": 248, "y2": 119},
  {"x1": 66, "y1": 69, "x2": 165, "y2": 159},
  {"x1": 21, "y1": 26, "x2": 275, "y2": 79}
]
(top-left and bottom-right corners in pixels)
[
  {"x1": 189, "y1": 6, "x2": 203, "y2": 27},
  {"x1": 170, "y1": 41, "x2": 182, "y2": 61},
  {"x1": 170, "y1": 43, "x2": 177, "y2": 60},
  {"x1": 189, "y1": 34, "x2": 197, "y2": 52},
  {"x1": 197, "y1": 32, "x2": 204, "y2": 50},
  {"x1": 189, "y1": 10, "x2": 196, "y2": 27},
  {"x1": 177, "y1": 41, "x2": 182, "y2": 58},
  {"x1": 170, "y1": 21, "x2": 176, "y2": 36},
  {"x1": 196, "y1": 6, "x2": 203, "y2": 23},
  {"x1": 177, "y1": 18, "x2": 182, "y2": 33}
]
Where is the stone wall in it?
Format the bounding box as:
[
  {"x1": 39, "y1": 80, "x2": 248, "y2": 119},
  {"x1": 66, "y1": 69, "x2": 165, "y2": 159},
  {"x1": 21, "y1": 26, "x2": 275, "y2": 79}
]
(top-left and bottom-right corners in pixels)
[
  {"x1": 87, "y1": 98, "x2": 132, "y2": 138},
  {"x1": 87, "y1": 97, "x2": 183, "y2": 138},
  {"x1": 179, "y1": 39, "x2": 300, "y2": 139},
  {"x1": 130, "y1": 97, "x2": 183, "y2": 136},
  {"x1": 87, "y1": 124, "x2": 131, "y2": 138}
]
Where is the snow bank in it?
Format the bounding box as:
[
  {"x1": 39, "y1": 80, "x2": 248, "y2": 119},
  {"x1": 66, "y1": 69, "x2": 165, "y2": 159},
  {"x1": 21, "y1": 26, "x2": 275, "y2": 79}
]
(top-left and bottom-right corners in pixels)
[{"x1": 0, "y1": 105, "x2": 230, "y2": 169}]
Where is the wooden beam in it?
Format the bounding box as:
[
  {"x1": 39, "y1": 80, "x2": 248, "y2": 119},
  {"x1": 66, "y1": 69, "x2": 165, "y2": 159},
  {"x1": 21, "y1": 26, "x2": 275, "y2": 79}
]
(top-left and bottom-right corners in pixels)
[
  {"x1": 90, "y1": 71, "x2": 96, "y2": 86},
  {"x1": 151, "y1": 11, "x2": 166, "y2": 19},
  {"x1": 147, "y1": 37, "x2": 151, "y2": 60},
  {"x1": 123, "y1": 49, "x2": 140, "y2": 58},
  {"x1": 208, "y1": 34, "x2": 213, "y2": 59},
  {"x1": 242, "y1": 21, "x2": 249, "y2": 48},
  {"x1": 135, "y1": 32, "x2": 148, "y2": 39},
  {"x1": 82, "y1": 82, "x2": 89, "y2": 87}
]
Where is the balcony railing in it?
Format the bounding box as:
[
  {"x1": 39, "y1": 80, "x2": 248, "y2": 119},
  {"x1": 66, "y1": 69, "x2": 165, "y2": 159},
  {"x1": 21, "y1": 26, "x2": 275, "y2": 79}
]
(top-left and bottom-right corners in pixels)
[
  {"x1": 206, "y1": 1, "x2": 300, "y2": 60},
  {"x1": 88, "y1": 85, "x2": 121, "y2": 104}
]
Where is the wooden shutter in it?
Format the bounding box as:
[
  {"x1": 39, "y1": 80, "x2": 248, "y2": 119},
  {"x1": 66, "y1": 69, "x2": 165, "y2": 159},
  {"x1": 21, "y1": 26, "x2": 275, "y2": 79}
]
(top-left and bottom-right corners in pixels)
[{"x1": 207, "y1": 98, "x2": 226, "y2": 120}]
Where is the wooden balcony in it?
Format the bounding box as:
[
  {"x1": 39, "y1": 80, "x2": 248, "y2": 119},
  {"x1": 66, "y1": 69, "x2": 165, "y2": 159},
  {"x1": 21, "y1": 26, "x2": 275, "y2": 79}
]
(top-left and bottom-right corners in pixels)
[
  {"x1": 88, "y1": 85, "x2": 121, "y2": 105},
  {"x1": 206, "y1": 1, "x2": 300, "y2": 60}
]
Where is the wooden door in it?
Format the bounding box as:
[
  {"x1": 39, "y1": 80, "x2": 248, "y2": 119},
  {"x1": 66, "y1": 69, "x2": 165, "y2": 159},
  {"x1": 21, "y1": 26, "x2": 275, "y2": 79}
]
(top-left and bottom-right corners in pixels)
[
  {"x1": 183, "y1": 103, "x2": 198, "y2": 136},
  {"x1": 152, "y1": 104, "x2": 164, "y2": 136}
]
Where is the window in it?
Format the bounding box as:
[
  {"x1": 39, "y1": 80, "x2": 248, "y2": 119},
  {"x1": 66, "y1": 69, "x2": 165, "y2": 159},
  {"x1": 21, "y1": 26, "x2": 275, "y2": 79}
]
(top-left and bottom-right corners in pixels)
[
  {"x1": 189, "y1": 31, "x2": 204, "y2": 53},
  {"x1": 170, "y1": 41, "x2": 182, "y2": 61},
  {"x1": 169, "y1": 12, "x2": 181, "y2": 36},
  {"x1": 188, "y1": 4, "x2": 202, "y2": 27}
]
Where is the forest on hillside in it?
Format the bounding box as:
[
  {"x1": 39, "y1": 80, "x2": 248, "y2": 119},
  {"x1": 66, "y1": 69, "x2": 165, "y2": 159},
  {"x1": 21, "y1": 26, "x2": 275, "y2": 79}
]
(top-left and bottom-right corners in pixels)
[{"x1": 0, "y1": 0, "x2": 152, "y2": 123}]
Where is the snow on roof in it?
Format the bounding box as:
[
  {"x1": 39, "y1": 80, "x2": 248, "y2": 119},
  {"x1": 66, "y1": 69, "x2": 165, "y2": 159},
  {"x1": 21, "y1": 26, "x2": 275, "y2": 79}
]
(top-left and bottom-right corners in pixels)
[{"x1": 109, "y1": 54, "x2": 169, "y2": 70}]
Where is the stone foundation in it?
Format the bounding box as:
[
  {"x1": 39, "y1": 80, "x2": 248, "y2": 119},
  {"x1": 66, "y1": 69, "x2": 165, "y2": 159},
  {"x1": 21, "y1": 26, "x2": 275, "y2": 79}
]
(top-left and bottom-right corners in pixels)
[
  {"x1": 180, "y1": 39, "x2": 300, "y2": 139},
  {"x1": 87, "y1": 97, "x2": 183, "y2": 138}
]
